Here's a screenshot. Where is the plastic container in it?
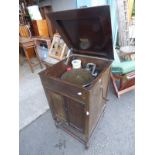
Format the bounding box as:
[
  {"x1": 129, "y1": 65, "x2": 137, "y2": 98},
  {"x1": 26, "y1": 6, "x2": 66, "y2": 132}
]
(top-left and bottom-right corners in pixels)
[
  {"x1": 71, "y1": 59, "x2": 81, "y2": 69},
  {"x1": 38, "y1": 46, "x2": 48, "y2": 60}
]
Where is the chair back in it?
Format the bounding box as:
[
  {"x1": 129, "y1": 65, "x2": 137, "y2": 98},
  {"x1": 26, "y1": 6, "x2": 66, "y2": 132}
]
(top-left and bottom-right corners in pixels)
[{"x1": 19, "y1": 25, "x2": 32, "y2": 38}]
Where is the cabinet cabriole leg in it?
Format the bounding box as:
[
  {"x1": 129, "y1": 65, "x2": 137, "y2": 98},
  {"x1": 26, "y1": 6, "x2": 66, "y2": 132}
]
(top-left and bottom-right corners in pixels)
[{"x1": 85, "y1": 142, "x2": 89, "y2": 149}]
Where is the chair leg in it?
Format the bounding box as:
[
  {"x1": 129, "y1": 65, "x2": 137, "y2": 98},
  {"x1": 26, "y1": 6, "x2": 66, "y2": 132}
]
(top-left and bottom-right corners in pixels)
[
  {"x1": 111, "y1": 72, "x2": 135, "y2": 98},
  {"x1": 19, "y1": 54, "x2": 23, "y2": 66},
  {"x1": 110, "y1": 73, "x2": 120, "y2": 98},
  {"x1": 23, "y1": 48, "x2": 34, "y2": 73},
  {"x1": 34, "y1": 46, "x2": 43, "y2": 69}
]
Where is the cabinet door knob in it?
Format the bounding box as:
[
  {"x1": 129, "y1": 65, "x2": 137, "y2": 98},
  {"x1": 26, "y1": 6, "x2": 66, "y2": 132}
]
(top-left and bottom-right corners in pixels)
[
  {"x1": 77, "y1": 92, "x2": 82, "y2": 96},
  {"x1": 86, "y1": 111, "x2": 89, "y2": 115}
]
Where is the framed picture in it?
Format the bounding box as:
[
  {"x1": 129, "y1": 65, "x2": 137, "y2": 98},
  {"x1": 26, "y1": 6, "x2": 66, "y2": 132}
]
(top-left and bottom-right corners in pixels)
[{"x1": 49, "y1": 33, "x2": 69, "y2": 60}]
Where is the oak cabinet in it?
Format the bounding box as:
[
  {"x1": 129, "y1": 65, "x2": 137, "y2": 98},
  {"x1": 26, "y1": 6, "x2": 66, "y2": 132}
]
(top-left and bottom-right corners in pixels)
[{"x1": 39, "y1": 5, "x2": 113, "y2": 149}]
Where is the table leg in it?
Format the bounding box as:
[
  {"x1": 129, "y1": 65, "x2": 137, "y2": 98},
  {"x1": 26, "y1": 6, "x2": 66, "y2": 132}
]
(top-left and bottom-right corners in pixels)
[
  {"x1": 23, "y1": 47, "x2": 34, "y2": 73},
  {"x1": 34, "y1": 46, "x2": 43, "y2": 69}
]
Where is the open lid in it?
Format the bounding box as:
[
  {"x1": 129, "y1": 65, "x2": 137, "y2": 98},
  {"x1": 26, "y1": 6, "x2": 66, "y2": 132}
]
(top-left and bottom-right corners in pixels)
[{"x1": 47, "y1": 5, "x2": 114, "y2": 60}]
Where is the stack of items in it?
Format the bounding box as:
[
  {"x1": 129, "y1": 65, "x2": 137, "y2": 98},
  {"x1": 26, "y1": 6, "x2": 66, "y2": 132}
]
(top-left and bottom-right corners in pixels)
[
  {"x1": 37, "y1": 33, "x2": 69, "y2": 67},
  {"x1": 27, "y1": 5, "x2": 50, "y2": 37},
  {"x1": 61, "y1": 59, "x2": 100, "y2": 87}
]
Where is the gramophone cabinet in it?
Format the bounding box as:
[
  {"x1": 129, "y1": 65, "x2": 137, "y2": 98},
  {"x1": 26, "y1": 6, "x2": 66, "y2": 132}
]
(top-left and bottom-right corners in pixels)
[{"x1": 39, "y1": 5, "x2": 114, "y2": 149}]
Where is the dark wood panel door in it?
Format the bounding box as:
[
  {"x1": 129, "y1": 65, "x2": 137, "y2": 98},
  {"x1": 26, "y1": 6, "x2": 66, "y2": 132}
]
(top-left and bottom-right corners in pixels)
[
  {"x1": 48, "y1": 92, "x2": 67, "y2": 122},
  {"x1": 64, "y1": 98, "x2": 85, "y2": 133}
]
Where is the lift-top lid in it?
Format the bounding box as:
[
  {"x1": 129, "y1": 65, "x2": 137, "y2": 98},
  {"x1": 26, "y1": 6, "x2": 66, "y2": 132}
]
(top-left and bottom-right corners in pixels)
[{"x1": 47, "y1": 5, "x2": 114, "y2": 60}]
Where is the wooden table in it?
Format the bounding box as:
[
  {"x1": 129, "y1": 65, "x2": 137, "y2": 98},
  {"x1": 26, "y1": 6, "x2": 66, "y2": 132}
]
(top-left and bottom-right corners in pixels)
[
  {"x1": 119, "y1": 46, "x2": 135, "y2": 61},
  {"x1": 33, "y1": 36, "x2": 51, "y2": 49},
  {"x1": 19, "y1": 37, "x2": 43, "y2": 73}
]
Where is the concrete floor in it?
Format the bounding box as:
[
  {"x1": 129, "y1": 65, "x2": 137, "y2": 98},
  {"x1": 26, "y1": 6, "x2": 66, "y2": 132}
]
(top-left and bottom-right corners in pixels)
[
  {"x1": 19, "y1": 58, "x2": 49, "y2": 129},
  {"x1": 19, "y1": 79, "x2": 135, "y2": 155}
]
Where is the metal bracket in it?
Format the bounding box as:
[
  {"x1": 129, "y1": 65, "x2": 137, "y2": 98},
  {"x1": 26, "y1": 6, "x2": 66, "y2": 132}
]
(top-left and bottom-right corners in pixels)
[{"x1": 65, "y1": 48, "x2": 72, "y2": 65}]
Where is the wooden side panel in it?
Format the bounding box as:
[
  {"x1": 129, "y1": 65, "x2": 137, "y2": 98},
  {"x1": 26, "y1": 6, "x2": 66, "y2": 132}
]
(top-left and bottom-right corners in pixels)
[
  {"x1": 64, "y1": 98, "x2": 85, "y2": 133},
  {"x1": 41, "y1": 6, "x2": 56, "y2": 38},
  {"x1": 101, "y1": 67, "x2": 111, "y2": 100},
  {"x1": 32, "y1": 20, "x2": 39, "y2": 36},
  {"x1": 88, "y1": 78, "x2": 103, "y2": 136},
  {"x1": 88, "y1": 67, "x2": 111, "y2": 136},
  {"x1": 47, "y1": 91, "x2": 66, "y2": 122},
  {"x1": 37, "y1": 20, "x2": 49, "y2": 37},
  {"x1": 32, "y1": 20, "x2": 49, "y2": 37}
]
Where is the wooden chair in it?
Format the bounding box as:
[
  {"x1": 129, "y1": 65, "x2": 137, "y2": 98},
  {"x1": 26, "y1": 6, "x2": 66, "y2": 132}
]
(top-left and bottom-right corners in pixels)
[
  {"x1": 19, "y1": 24, "x2": 43, "y2": 73},
  {"x1": 35, "y1": 33, "x2": 69, "y2": 68},
  {"x1": 110, "y1": 49, "x2": 135, "y2": 98},
  {"x1": 19, "y1": 25, "x2": 32, "y2": 38}
]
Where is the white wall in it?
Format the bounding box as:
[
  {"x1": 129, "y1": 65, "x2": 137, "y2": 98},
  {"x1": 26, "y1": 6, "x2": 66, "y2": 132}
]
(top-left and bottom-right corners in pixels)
[
  {"x1": 77, "y1": 0, "x2": 91, "y2": 8},
  {"x1": 51, "y1": 0, "x2": 77, "y2": 11},
  {"x1": 39, "y1": 0, "x2": 77, "y2": 11},
  {"x1": 77, "y1": 0, "x2": 107, "y2": 8},
  {"x1": 39, "y1": 0, "x2": 108, "y2": 11}
]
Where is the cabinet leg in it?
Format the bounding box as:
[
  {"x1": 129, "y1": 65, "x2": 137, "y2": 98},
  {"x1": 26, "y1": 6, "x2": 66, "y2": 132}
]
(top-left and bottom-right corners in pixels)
[
  {"x1": 55, "y1": 121, "x2": 59, "y2": 128},
  {"x1": 85, "y1": 142, "x2": 89, "y2": 149},
  {"x1": 23, "y1": 47, "x2": 35, "y2": 73}
]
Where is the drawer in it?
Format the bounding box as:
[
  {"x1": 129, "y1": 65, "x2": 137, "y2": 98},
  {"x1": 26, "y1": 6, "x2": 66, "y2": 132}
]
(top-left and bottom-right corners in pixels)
[{"x1": 41, "y1": 77, "x2": 89, "y2": 104}]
